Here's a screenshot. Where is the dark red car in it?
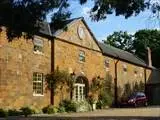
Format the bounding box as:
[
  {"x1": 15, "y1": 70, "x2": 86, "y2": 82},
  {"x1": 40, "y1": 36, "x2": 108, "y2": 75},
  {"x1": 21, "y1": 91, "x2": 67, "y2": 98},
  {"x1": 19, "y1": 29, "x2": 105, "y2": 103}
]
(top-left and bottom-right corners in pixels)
[{"x1": 120, "y1": 92, "x2": 148, "y2": 107}]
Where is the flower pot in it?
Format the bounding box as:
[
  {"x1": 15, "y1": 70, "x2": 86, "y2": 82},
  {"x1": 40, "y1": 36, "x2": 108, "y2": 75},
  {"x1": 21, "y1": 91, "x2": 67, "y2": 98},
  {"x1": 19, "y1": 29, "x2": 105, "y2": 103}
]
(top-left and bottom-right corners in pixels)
[{"x1": 92, "y1": 103, "x2": 96, "y2": 111}]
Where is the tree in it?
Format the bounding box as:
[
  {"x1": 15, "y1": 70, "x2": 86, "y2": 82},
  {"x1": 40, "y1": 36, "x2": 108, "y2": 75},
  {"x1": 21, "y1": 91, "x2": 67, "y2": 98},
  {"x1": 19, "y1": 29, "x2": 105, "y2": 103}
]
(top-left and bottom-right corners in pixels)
[
  {"x1": 103, "y1": 31, "x2": 134, "y2": 53},
  {"x1": 98, "y1": 73, "x2": 114, "y2": 108},
  {"x1": 104, "y1": 29, "x2": 160, "y2": 68},
  {"x1": 0, "y1": 0, "x2": 157, "y2": 40},
  {"x1": 122, "y1": 82, "x2": 132, "y2": 100},
  {"x1": 133, "y1": 29, "x2": 160, "y2": 68},
  {"x1": 46, "y1": 68, "x2": 72, "y2": 105},
  {"x1": 89, "y1": 0, "x2": 147, "y2": 21},
  {"x1": 89, "y1": 76, "x2": 104, "y2": 103},
  {"x1": 0, "y1": 0, "x2": 70, "y2": 40}
]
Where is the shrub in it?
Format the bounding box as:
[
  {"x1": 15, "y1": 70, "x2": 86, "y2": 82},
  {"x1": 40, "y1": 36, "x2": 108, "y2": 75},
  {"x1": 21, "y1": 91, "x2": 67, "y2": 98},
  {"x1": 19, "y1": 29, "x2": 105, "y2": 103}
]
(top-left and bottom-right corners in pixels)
[
  {"x1": 97, "y1": 93, "x2": 113, "y2": 109},
  {"x1": 58, "y1": 106, "x2": 66, "y2": 113},
  {"x1": 87, "y1": 94, "x2": 96, "y2": 105},
  {"x1": 0, "y1": 108, "x2": 7, "y2": 117},
  {"x1": 42, "y1": 105, "x2": 58, "y2": 114},
  {"x1": 59, "y1": 100, "x2": 76, "y2": 112},
  {"x1": 42, "y1": 106, "x2": 48, "y2": 114},
  {"x1": 76, "y1": 100, "x2": 92, "y2": 112},
  {"x1": 96, "y1": 100, "x2": 103, "y2": 109},
  {"x1": 32, "y1": 108, "x2": 42, "y2": 114},
  {"x1": 8, "y1": 109, "x2": 21, "y2": 116},
  {"x1": 20, "y1": 107, "x2": 35, "y2": 117}
]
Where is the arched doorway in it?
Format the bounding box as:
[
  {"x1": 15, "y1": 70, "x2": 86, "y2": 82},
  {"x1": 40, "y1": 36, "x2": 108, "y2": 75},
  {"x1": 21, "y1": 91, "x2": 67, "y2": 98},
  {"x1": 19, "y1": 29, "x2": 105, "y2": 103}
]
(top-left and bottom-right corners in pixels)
[{"x1": 73, "y1": 76, "x2": 89, "y2": 101}]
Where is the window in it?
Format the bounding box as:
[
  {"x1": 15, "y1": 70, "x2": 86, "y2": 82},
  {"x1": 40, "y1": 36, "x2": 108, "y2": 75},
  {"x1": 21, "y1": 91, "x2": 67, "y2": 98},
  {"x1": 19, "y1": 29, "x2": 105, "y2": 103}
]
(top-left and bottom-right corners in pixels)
[
  {"x1": 104, "y1": 59, "x2": 109, "y2": 71},
  {"x1": 33, "y1": 72, "x2": 43, "y2": 95},
  {"x1": 73, "y1": 83, "x2": 85, "y2": 101},
  {"x1": 134, "y1": 68, "x2": 138, "y2": 77},
  {"x1": 79, "y1": 50, "x2": 85, "y2": 62},
  {"x1": 33, "y1": 37, "x2": 43, "y2": 53},
  {"x1": 123, "y1": 64, "x2": 127, "y2": 72}
]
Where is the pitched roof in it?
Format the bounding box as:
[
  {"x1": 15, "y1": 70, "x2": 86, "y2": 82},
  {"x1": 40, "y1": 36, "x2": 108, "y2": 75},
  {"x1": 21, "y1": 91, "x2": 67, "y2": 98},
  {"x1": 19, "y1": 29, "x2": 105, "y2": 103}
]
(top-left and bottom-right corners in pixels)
[
  {"x1": 98, "y1": 42, "x2": 149, "y2": 68},
  {"x1": 52, "y1": 17, "x2": 84, "y2": 36},
  {"x1": 39, "y1": 22, "x2": 52, "y2": 36},
  {"x1": 38, "y1": 17, "x2": 150, "y2": 68},
  {"x1": 39, "y1": 17, "x2": 103, "y2": 52}
]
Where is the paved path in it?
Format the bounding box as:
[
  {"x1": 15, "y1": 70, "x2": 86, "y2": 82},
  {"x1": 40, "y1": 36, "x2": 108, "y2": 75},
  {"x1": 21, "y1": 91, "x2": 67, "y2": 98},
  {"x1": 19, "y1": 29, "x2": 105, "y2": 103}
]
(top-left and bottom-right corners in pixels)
[
  {"x1": 1, "y1": 107, "x2": 160, "y2": 120},
  {"x1": 38, "y1": 107, "x2": 160, "y2": 117}
]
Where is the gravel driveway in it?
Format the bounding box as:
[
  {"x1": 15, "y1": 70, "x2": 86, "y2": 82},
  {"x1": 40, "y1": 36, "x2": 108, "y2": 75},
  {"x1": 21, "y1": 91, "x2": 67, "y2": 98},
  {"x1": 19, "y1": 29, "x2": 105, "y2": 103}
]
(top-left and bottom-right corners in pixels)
[
  {"x1": 1, "y1": 106, "x2": 160, "y2": 120},
  {"x1": 49, "y1": 106, "x2": 160, "y2": 117}
]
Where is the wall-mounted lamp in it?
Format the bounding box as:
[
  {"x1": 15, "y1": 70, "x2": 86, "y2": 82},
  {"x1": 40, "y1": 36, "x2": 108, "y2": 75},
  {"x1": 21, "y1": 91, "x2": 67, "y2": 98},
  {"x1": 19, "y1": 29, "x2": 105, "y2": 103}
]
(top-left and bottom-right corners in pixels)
[{"x1": 70, "y1": 72, "x2": 76, "y2": 80}]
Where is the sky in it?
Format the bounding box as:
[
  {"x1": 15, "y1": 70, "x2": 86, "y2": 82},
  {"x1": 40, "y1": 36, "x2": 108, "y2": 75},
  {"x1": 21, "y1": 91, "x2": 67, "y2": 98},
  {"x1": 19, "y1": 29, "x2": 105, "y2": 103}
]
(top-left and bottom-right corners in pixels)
[{"x1": 47, "y1": 0, "x2": 160, "y2": 42}]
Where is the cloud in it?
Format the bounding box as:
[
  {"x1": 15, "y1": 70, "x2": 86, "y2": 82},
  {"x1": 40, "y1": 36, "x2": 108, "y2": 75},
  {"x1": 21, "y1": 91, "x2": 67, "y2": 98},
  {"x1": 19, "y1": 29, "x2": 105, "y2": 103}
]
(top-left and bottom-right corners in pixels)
[
  {"x1": 81, "y1": 6, "x2": 91, "y2": 18},
  {"x1": 150, "y1": 0, "x2": 160, "y2": 4},
  {"x1": 128, "y1": 31, "x2": 135, "y2": 35}
]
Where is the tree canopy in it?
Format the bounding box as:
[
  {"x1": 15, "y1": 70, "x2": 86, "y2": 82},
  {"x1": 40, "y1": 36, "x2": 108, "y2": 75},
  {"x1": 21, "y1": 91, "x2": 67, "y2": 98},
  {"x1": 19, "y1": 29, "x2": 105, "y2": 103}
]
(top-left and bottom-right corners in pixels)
[
  {"x1": 103, "y1": 29, "x2": 160, "y2": 68},
  {"x1": 104, "y1": 31, "x2": 134, "y2": 52},
  {"x1": 134, "y1": 29, "x2": 160, "y2": 68},
  {"x1": 0, "y1": 0, "x2": 159, "y2": 40}
]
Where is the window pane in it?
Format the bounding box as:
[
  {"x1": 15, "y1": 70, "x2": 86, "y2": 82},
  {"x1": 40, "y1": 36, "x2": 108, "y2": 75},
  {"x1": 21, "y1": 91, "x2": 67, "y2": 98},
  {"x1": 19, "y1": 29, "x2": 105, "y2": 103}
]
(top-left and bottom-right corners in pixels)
[
  {"x1": 33, "y1": 72, "x2": 43, "y2": 95},
  {"x1": 79, "y1": 51, "x2": 85, "y2": 62},
  {"x1": 73, "y1": 84, "x2": 85, "y2": 101},
  {"x1": 33, "y1": 37, "x2": 43, "y2": 52}
]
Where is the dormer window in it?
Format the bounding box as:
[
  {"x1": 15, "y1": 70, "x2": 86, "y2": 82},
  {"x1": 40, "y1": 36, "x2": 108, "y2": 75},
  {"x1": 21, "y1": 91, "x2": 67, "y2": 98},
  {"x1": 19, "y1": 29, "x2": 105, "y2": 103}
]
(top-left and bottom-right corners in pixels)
[{"x1": 33, "y1": 37, "x2": 43, "y2": 53}]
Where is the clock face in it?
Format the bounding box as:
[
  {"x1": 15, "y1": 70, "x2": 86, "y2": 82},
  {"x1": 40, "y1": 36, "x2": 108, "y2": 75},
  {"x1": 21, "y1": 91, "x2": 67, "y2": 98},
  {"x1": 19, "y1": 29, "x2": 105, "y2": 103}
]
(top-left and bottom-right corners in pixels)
[{"x1": 78, "y1": 25, "x2": 85, "y2": 39}]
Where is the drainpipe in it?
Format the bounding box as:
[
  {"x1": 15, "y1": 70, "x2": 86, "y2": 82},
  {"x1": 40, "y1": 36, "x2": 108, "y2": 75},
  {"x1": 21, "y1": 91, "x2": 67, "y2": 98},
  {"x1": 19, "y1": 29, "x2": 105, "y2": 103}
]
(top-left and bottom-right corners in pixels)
[
  {"x1": 50, "y1": 34, "x2": 55, "y2": 105},
  {"x1": 114, "y1": 59, "x2": 119, "y2": 107},
  {"x1": 144, "y1": 68, "x2": 147, "y2": 95}
]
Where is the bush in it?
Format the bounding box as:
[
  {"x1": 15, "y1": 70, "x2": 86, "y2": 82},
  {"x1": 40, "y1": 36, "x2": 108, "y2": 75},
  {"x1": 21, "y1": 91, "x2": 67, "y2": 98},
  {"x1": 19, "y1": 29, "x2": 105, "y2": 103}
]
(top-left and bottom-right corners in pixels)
[
  {"x1": 0, "y1": 108, "x2": 7, "y2": 117},
  {"x1": 42, "y1": 105, "x2": 58, "y2": 114},
  {"x1": 8, "y1": 109, "x2": 21, "y2": 116},
  {"x1": 87, "y1": 94, "x2": 96, "y2": 105},
  {"x1": 97, "y1": 93, "x2": 113, "y2": 109},
  {"x1": 59, "y1": 100, "x2": 76, "y2": 112},
  {"x1": 58, "y1": 106, "x2": 66, "y2": 113},
  {"x1": 96, "y1": 100, "x2": 103, "y2": 109},
  {"x1": 42, "y1": 106, "x2": 48, "y2": 114},
  {"x1": 76, "y1": 100, "x2": 92, "y2": 112},
  {"x1": 20, "y1": 107, "x2": 35, "y2": 117}
]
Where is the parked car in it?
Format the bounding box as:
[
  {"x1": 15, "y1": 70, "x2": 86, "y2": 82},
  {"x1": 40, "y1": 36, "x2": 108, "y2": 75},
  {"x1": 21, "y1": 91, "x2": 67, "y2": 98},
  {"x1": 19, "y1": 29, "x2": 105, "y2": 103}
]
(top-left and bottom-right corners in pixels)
[{"x1": 119, "y1": 92, "x2": 148, "y2": 107}]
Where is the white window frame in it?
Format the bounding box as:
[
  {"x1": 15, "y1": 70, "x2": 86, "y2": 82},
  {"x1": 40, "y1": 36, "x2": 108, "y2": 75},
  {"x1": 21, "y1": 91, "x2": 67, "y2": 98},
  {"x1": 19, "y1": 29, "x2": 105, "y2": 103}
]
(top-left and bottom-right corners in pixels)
[
  {"x1": 33, "y1": 72, "x2": 44, "y2": 96},
  {"x1": 79, "y1": 50, "x2": 85, "y2": 62},
  {"x1": 33, "y1": 36, "x2": 44, "y2": 54},
  {"x1": 73, "y1": 83, "x2": 85, "y2": 101}
]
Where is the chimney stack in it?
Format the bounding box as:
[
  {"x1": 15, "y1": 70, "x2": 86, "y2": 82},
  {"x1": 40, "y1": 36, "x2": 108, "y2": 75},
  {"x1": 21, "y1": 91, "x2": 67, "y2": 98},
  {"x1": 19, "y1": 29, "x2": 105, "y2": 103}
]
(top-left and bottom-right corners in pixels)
[{"x1": 147, "y1": 47, "x2": 152, "y2": 67}]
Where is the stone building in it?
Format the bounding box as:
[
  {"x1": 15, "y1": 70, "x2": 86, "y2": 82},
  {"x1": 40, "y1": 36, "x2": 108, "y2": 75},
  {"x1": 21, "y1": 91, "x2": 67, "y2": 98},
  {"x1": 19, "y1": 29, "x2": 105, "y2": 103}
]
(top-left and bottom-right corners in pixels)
[{"x1": 0, "y1": 17, "x2": 159, "y2": 109}]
